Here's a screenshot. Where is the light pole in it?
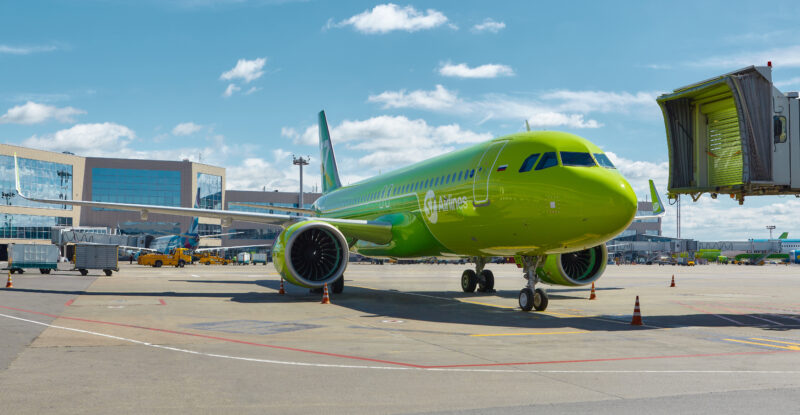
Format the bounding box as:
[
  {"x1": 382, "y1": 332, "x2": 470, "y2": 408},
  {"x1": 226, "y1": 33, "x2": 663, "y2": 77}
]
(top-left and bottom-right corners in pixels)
[
  {"x1": 766, "y1": 225, "x2": 776, "y2": 240},
  {"x1": 292, "y1": 155, "x2": 310, "y2": 210}
]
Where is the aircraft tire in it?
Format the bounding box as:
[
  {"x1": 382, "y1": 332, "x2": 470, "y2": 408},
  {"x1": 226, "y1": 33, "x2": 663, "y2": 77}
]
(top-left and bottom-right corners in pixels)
[
  {"x1": 519, "y1": 288, "x2": 534, "y2": 311},
  {"x1": 477, "y1": 269, "x2": 494, "y2": 292},
  {"x1": 461, "y1": 269, "x2": 477, "y2": 293},
  {"x1": 533, "y1": 288, "x2": 549, "y2": 311},
  {"x1": 332, "y1": 276, "x2": 344, "y2": 294}
]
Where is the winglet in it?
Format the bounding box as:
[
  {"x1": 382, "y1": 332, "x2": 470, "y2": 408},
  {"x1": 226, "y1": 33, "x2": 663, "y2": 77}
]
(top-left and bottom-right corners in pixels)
[
  {"x1": 13, "y1": 152, "x2": 24, "y2": 198},
  {"x1": 649, "y1": 179, "x2": 664, "y2": 215}
]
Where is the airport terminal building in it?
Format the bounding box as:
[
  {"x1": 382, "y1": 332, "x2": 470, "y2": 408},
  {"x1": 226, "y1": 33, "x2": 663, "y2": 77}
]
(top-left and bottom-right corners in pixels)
[{"x1": 0, "y1": 143, "x2": 322, "y2": 259}]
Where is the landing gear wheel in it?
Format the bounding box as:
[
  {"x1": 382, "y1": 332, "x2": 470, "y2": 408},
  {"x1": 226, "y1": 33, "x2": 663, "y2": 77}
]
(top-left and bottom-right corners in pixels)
[
  {"x1": 332, "y1": 276, "x2": 344, "y2": 294},
  {"x1": 461, "y1": 269, "x2": 477, "y2": 293},
  {"x1": 533, "y1": 288, "x2": 549, "y2": 311},
  {"x1": 519, "y1": 288, "x2": 534, "y2": 311},
  {"x1": 477, "y1": 269, "x2": 494, "y2": 292}
]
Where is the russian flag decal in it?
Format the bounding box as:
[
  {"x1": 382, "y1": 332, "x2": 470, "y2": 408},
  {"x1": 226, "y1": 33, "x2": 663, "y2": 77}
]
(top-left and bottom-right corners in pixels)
[{"x1": 497, "y1": 164, "x2": 508, "y2": 172}]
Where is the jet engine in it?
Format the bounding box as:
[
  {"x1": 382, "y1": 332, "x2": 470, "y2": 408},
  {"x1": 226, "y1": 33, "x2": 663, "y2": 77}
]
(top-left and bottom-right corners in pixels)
[
  {"x1": 272, "y1": 221, "x2": 349, "y2": 288},
  {"x1": 536, "y1": 244, "x2": 607, "y2": 286}
]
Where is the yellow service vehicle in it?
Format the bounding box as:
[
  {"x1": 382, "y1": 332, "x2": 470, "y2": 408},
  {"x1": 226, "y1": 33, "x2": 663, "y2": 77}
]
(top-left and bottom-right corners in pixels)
[
  {"x1": 197, "y1": 253, "x2": 229, "y2": 265},
  {"x1": 138, "y1": 248, "x2": 192, "y2": 268}
]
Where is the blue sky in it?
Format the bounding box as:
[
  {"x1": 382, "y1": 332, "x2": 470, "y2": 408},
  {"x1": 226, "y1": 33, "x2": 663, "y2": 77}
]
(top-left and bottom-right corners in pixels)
[{"x1": 3, "y1": 0, "x2": 800, "y2": 241}]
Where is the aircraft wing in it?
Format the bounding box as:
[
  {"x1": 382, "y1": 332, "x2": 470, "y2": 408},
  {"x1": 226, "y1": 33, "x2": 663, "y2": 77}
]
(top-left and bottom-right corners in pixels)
[
  {"x1": 228, "y1": 202, "x2": 316, "y2": 216},
  {"x1": 194, "y1": 244, "x2": 272, "y2": 253},
  {"x1": 14, "y1": 154, "x2": 392, "y2": 245}
]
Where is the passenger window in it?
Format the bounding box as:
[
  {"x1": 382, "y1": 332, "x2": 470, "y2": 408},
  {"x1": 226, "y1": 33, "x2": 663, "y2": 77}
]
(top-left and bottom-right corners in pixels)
[
  {"x1": 535, "y1": 152, "x2": 558, "y2": 171},
  {"x1": 445, "y1": 175, "x2": 450, "y2": 184},
  {"x1": 561, "y1": 152, "x2": 596, "y2": 167},
  {"x1": 593, "y1": 153, "x2": 616, "y2": 169},
  {"x1": 458, "y1": 171, "x2": 463, "y2": 181},
  {"x1": 519, "y1": 153, "x2": 540, "y2": 173},
  {"x1": 470, "y1": 169, "x2": 475, "y2": 178}
]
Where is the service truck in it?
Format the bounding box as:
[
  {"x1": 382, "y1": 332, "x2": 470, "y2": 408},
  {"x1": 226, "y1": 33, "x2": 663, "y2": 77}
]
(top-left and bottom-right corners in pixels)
[
  {"x1": 138, "y1": 248, "x2": 192, "y2": 268},
  {"x1": 6, "y1": 244, "x2": 59, "y2": 274},
  {"x1": 74, "y1": 244, "x2": 119, "y2": 276},
  {"x1": 251, "y1": 253, "x2": 267, "y2": 265}
]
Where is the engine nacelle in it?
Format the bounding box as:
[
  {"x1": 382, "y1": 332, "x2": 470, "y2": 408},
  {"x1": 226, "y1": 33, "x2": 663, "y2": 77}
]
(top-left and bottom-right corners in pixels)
[
  {"x1": 536, "y1": 244, "x2": 607, "y2": 286},
  {"x1": 272, "y1": 221, "x2": 349, "y2": 288}
]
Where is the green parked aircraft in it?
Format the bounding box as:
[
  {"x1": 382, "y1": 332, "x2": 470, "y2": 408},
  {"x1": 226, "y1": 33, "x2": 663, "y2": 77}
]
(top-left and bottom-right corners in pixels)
[{"x1": 15, "y1": 111, "x2": 659, "y2": 311}]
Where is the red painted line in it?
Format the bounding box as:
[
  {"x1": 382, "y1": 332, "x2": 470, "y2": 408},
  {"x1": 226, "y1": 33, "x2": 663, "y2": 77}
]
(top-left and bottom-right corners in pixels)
[
  {"x1": 159, "y1": 299, "x2": 166, "y2": 306},
  {"x1": 65, "y1": 299, "x2": 74, "y2": 306},
  {"x1": 0, "y1": 304, "x2": 795, "y2": 369}
]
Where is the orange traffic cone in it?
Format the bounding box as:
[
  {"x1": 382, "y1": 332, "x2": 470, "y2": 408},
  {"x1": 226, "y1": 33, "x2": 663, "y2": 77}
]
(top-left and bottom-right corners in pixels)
[
  {"x1": 631, "y1": 296, "x2": 643, "y2": 326},
  {"x1": 670, "y1": 275, "x2": 676, "y2": 288},
  {"x1": 589, "y1": 283, "x2": 596, "y2": 300},
  {"x1": 5, "y1": 271, "x2": 12, "y2": 289},
  {"x1": 278, "y1": 278, "x2": 285, "y2": 295},
  {"x1": 320, "y1": 283, "x2": 330, "y2": 304}
]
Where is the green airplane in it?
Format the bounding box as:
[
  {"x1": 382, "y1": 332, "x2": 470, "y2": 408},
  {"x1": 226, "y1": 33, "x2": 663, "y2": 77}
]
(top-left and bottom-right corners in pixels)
[{"x1": 15, "y1": 111, "x2": 659, "y2": 311}]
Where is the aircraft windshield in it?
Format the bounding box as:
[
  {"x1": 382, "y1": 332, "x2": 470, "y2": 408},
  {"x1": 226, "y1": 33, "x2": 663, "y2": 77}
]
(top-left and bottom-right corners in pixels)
[
  {"x1": 535, "y1": 152, "x2": 558, "y2": 170},
  {"x1": 560, "y1": 152, "x2": 596, "y2": 167},
  {"x1": 593, "y1": 153, "x2": 616, "y2": 168}
]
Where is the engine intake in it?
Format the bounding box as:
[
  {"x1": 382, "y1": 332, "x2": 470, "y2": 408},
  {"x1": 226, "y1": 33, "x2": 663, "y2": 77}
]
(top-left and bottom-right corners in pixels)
[
  {"x1": 272, "y1": 221, "x2": 349, "y2": 288},
  {"x1": 536, "y1": 244, "x2": 607, "y2": 286}
]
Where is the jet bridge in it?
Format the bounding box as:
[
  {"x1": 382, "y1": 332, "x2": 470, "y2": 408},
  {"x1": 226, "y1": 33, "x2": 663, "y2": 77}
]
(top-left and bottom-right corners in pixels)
[{"x1": 657, "y1": 64, "x2": 800, "y2": 203}]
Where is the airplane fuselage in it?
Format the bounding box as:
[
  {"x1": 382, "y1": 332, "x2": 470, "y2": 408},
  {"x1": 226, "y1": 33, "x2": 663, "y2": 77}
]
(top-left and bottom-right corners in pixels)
[{"x1": 313, "y1": 131, "x2": 638, "y2": 258}]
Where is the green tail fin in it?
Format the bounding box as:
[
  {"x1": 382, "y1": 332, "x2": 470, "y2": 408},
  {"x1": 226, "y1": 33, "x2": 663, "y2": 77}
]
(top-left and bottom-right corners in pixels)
[
  {"x1": 649, "y1": 179, "x2": 664, "y2": 215},
  {"x1": 779, "y1": 232, "x2": 789, "y2": 239},
  {"x1": 318, "y1": 111, "x2": 342, "y2": 194}
]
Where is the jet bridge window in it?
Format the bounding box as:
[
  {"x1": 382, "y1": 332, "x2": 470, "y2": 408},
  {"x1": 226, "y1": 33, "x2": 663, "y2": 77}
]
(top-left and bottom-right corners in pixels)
[
  {"x1": 519, "y1": 153, "x2": 541, "y2": 172},
  {"x1": 593, "y1": 153, "x2": 615, "y2": 169},
  {"x1": 535, "y1": 152, "x2": 558, "y2": 171},
  {"x1": 560, "y1": 152, "x2": 596, "y2": 167}
]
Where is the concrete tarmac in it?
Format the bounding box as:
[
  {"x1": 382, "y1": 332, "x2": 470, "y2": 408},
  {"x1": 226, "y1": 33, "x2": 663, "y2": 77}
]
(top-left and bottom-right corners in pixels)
[{"x1": 1, "y1": 262, "x2": 799, "y2": 414}]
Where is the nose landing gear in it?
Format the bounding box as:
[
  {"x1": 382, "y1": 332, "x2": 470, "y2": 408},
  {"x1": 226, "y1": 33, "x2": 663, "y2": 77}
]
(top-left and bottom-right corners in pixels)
[
  {"x1": 460, "y1": 257, "x2": 495, "y2": 293},
  {"x1": 519, "y1": 256, "x2": 548, "y2": 311}
]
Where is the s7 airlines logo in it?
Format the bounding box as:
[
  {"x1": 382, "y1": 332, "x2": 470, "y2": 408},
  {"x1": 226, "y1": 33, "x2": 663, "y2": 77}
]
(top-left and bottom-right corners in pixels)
[
  {"x1": 424, "y1": 190, "x2": 438, "y2": 224},
  {"x1": 423, "y1": 190, "x2": 469, "y2": 224}
]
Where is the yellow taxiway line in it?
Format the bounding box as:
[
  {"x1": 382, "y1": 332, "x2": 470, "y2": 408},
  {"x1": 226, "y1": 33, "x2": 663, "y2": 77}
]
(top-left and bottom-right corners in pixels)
[{"x1": 724, "y1": 338, "x2": 800, "y2": 351}]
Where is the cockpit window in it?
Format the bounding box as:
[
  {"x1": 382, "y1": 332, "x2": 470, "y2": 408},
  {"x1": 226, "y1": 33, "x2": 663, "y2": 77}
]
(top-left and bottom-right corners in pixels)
[
  {"x1": 560, "y1": 152, "x2": 597, "y2": 167},
  {"x1": 518, "y1": 153, "x2": 540, "y2": 173},
  {"x1": 594, "y1": 153, "x2": 616, "y2": 169},
  {"x1": 535, "y1": 152, "x2": 558, "y2": 171}
]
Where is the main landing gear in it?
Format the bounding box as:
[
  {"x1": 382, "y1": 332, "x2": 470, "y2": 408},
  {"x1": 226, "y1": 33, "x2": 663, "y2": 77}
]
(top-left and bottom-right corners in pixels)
[
  {"x1": 461, "y1": 257, "x2": 495, "y2": 293},
  {"x1": 519, "y1": 256, "x2": 548, "y2": 312}
]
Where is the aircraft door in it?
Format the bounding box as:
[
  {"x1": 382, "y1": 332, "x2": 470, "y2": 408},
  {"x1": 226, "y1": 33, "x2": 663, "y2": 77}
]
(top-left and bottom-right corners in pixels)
[{"x1": 472, "y1": 140, "x2": 508, "y2": 207}]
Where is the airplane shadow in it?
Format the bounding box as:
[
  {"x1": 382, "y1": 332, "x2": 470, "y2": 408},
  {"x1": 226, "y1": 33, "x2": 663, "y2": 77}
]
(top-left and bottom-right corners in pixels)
[{"x1": 7, "y1": 280, "x2": 799, "y2": 333}]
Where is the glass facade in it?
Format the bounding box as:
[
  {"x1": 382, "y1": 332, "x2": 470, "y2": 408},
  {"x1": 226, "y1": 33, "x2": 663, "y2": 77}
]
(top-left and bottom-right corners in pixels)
[
  {"x1": 198, "y1": 224, "x2": 222, "y2": 236},
  {"x1": 92, "y1": 168, "x2": 181, "y2": 206},
  {"x1": 0, "y1": 155, "x2": 73, "y2": 210},
  {"x1": 197, "y1": 173, "x2": 222, "y2": 210},
  {"x1": 0, "y1": 214, "x2": 72, "y2": 239}
]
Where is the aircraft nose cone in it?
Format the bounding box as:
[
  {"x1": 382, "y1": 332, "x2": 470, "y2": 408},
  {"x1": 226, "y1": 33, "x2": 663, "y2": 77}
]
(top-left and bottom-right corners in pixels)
[{"x1": 589, "y1": 174, "x2": 638, "y2": 237}]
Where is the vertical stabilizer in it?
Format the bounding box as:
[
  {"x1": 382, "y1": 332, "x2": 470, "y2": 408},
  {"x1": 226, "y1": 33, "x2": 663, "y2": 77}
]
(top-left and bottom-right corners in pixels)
[
  {"x1": 779, "y1": 232, "x2": 789, "y2": 239},
  {"x1": 649, "y1": 180, "x2": 665, "y2": 215},
  {"x1": 318, "y1": 111, "x2": 342, "y2": 194}
]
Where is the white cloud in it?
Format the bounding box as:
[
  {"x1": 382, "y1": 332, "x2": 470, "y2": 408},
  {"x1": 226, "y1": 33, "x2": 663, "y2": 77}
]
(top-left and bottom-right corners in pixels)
[
  {"x1": 225, "y1": 156, "x2": 321, "y2": 193},
  {"x1": 220, "y1": 57, "x2": 266, "y2": 83},
  {"x1": 244, "y1": 86, "x2": 261, "y2": 95},
  {"x1": 439, "y1": 62, "x2": 514, "y2": 79},
  {"x1": 284, "y1": 115, "x2": 492, "y2": 174},
  {"x1": 0, "y1": 101, "x2": 85, "y2": 124},
  {"x1": 23, "y1": 123, "x2": 137, "y2": 156},
  {"x1": 605, "y1": 151, "x2": 669, "y2": 199},
  {"x1": 689, "y1": 45, "x2": 800, "y2": 68},
  {"x1": 540, "y1": 90, "x2": 660, "y2": 114},
  {"x1": 281, "y1": 126, "x2": 318, "y2": 146},
  {"x1": 330, "y1": 3, "x2": 449, "y2": 34},
  {"x1": 471, "y1": 18, "x2": 505, "y2": 33},
  {"x1": 222, "y1": 83, "x2": 241, "y2": 97},
  {"x1": 172, "y1": 122, "x2": 203, "y2": 136},
  {"x1": 774, "y1": 76, "x2": 800, "y2": 88},
  {"x1": 367, "y1": 84, "x2": 458, "y2": 111},
  {"x1": 368, "y1": 85, "x2": 610, "y2": 128},
  {"x1": 0, "y1": 44, "x2": 58, "y2": 55}
]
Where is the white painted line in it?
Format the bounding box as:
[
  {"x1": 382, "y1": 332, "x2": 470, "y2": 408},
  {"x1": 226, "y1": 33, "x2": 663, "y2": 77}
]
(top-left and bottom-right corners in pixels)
[{"x1": 2, "y1": 312, "x2": 799, "y2": 374}]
